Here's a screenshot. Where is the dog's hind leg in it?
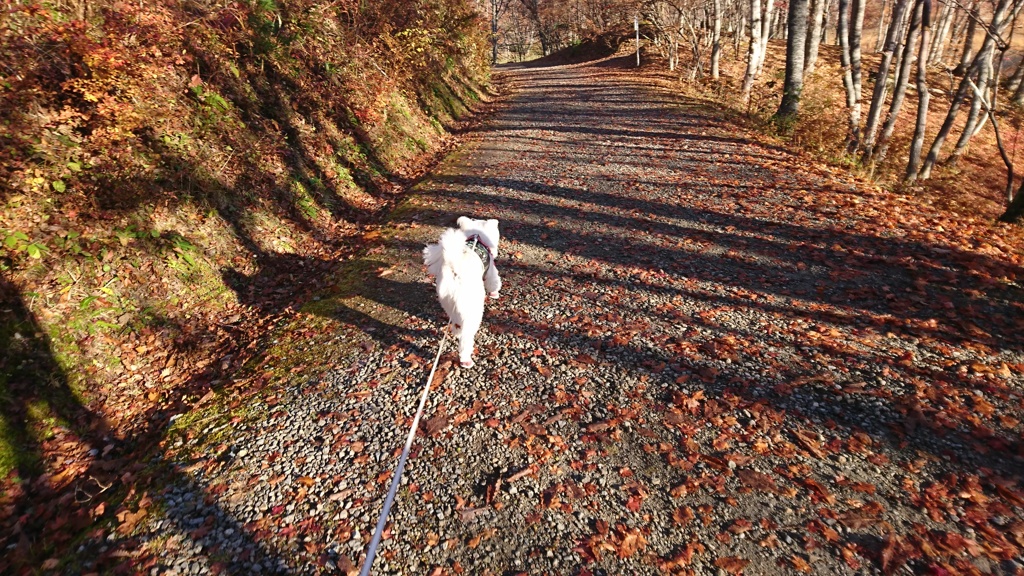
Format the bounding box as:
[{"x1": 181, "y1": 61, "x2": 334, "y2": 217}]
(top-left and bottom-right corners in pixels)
[
  {"x1": 457, "y1": 317, "x2": 480, "y2": 368},
  {"x1": 484, "y1": 265, "x2": 502, "y2": 300}
]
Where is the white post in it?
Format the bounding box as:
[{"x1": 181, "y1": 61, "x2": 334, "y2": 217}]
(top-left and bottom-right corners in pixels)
[{"x1": 635, "y1": 14, "x2": 640, "y2": 66}]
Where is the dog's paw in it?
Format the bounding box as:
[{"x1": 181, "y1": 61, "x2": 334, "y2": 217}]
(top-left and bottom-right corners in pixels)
[
  {"x1": 460, "y1": 359, "x2": 474, "y2": 368},
  {"x1": 488, "y1": 291, "x2": 500, "y2": 299}
]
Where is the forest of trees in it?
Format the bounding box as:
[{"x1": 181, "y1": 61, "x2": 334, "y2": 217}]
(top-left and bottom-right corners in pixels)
[{"x1": 482, "y1": 0, "x2": 1024, "y2": 223}]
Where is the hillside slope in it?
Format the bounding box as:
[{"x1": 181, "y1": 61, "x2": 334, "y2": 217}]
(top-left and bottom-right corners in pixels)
[{"x1": 0, "y1": 0, "x2": 489, "y2": 568}]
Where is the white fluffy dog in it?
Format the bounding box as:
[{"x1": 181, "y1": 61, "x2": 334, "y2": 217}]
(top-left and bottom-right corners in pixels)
[{"x1": 423, "y1": 217, "x2": 502, "y2": 368}]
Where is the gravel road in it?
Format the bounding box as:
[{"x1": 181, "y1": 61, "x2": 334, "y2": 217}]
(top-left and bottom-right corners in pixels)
[{"x1": 120, "y1": 56, "x2": 1024, "y2": 576}]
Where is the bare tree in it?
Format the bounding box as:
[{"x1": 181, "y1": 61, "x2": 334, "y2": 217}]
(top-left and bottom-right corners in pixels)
[
  {"x1": 870, "y1": 0, "x2": 923, "y2": 167},
  {"x1": 804, "y1": 0, "x2": 826, "y2": 73},
  {"x1": 906, "y1": 0, "x2": 933, "y2": 182},
  {"x1": 861, "y1": 0, "x2": 912, "y2": 157},
  {"x1": 875, "y1": 0, "x2": 889, "y2": 51},
  {"x1": 953, "y1": 2, "x2": 979, "y2": 76},
  {"x1": 490, "y1": 0, "x2": 514, "y2": 63},
  {"x1": 756, "y1": 0, "x2": 775, "y2": 74},
  {"x1": 918, "y1": 0, "x2": 1015, "y2": 180},
  {"x1": 775, "y1": 0, "x2": 810, "y2": 121},
  {"x1": 926, "y1": 0, "x2": 953, "y2": 65},
  {"x1": 838, "y1": 0, "x2": 866, "y2": 151},
  {"x1": 712, "y1": 0, "x2": 723, "y2": 77},
  {"x1": 742, "y1": 0, "x2": 763, "y2": 103}
]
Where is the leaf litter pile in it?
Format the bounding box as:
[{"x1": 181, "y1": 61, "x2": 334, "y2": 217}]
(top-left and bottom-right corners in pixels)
[{"x1": 107, "y1": 57, "x2": 1024, "y2": 575}]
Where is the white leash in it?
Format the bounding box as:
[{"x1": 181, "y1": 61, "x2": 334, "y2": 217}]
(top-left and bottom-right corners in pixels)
[{"x1": 358, "y1": 331, "x2": 448, "y2": 576}]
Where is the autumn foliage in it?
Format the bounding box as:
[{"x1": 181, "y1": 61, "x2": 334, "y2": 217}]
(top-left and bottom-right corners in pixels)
[{"x1": 0, "y1": 0, "x2": 488, "y2": 569}]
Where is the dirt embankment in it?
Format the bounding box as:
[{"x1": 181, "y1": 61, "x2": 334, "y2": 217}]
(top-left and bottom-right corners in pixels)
[{"x1": 0, "y1": 1, "x2": 491, "y2": 570}]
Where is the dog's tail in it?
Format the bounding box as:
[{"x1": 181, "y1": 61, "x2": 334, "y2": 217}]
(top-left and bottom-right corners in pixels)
[{"x1": 423, "y1": 228, "x2": 466, "y2": 277}]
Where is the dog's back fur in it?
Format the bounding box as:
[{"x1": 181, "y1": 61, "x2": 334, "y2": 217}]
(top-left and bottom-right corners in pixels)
[{"x1": 423, "y1": 228, "x2": 487, "y2": 330}]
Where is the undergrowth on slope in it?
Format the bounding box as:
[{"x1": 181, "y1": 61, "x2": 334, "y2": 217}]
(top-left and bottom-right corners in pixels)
[{"x1": 0, "y1": 0, "x2": 489, "y2": 567}]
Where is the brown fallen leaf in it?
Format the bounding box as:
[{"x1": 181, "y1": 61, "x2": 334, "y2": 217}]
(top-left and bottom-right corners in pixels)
[
  {"x1": 714, "y1": 556, "x2": 750, "y2": 574},
  {"x1": 459, "y1": 506, "x2": 489, "y2": 523},
  {"x1": 615, "y1": 527, "x2": 647, "y2": 559},
  {"x1": 423, "y1": 415, "x2": 449, "y2": 436},
  {"x1": 737, "y1": 469, "x2": 779, "y2": 493},
  {"x1": 672, "y1": 506, "x2": 694, "y2": 526}
]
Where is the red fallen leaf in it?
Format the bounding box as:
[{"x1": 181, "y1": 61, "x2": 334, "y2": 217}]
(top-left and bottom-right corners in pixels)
[
  {"x1": 575, "y1": 353, "x2": 596, "y2": 365},
  {"x1": 116, "y1": 508, "x2": 147, "y2": 534},
  {"x1": 660, "y1": 541, "x2": 705, "y2": 569},
  {"x1": 881, "y1": 531, "x2": 904, "y2": 575},
  {"x1": 672, "y1": 506, "x2": 694, "y2": 526},
  {"x1": 506, "y1": 464, "x2": 538, "y2": 483},
  {"x1": 800, "y1": 478, "x2": 835, "y2": 504},
  {"x1": 714, "y1": 556, "x2": 750, "y2": 574},
  {"x1": 670, "y1": 483, "x2": 689, "y2": 498},
  {"x1": 737, "y1": 469, "x2": 779, "y2": 493},
  {"x1": 423, "y1": 415, "x2": 449, "y2": 436},
  {"x1": 459, "y1": 506, "x2": 489, "y2": 523},
  {"x1": 821, "y1": 525, "x2": 841, "y2": 543},
  {"x1": 485, "y1": 418, "x2": 500, "y2": 428},
  {"x1": 840, "y1": 544, "x2": 862, "y2": 569},
  {"x1": 839, "y1": 501, "x2": 885, "y2": 529},
  {"x1": 585, "y1": 420, "x2": 616, "y2": 433},
  {"x1": 520, "y1": 422, "x2": 546, "y2": 436},
  {"x1": 625, "y1": 495, "x2": 643, "y2": 512},
  {"x1": 615, "y1": 526, "x2": 646, "y2": 558},
  {"x1": 728, "y1": 518, "x2": 754, "y2": 534},
  {"x1": 850, "y1": 482, "x2": 876, "y2": 494},
  {"x1": 793, "y1": 429, "x2": 827, "y2": 459},
  {"x1": 336, "y1": 555, "x2": 358, "y2": 576},
  {"x1": 713, "y1": 434, "x2": 732, "y2": 451}
]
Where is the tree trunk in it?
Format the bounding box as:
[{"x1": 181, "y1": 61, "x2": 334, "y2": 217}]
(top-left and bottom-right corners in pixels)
[
  {"x1": 520, "y1": 0, "x2": 550, "y2": 55},
  {"x1": 926, "y1": 0, "x2": 952, "y2": 64},
  {"x1": 906, "y1": 0, "x2": 932, "y2": 183},
  {"x1": 735, "y1": 1, "x2": 746, "y2": 54},
  {"x1": 491, "y1": 0, "x2": 502, "y2": 64},
  {"x1": 822, "y1": 0, "x2": 834, "y2": 45},
  {"x1": 742, "y1": 0, "x2": 763, "y2": 103},
  {"x1": 756, "y1": 0, "x2": 776, "y2": 74},
  {"x1": 775, "y1": 0, "x2": 810, "y2": 122},
  {"x1": 861, "y1": 0, "x2": 911, "y2": 156},
  {"x1": 919, "y1": 0, "x2": 1014, "y2": 180},
  {"x1": 805, "y1": 0, "x2": 826, "y2": 74},
  {"x1": 1006, "y1": 57, "x2": 1024, "y2": 95},
  {"x1": 838, "y1": 0, "x2": 866, "y2": 151},
  {"x1": 712, "y1": 0, "x2": 723, "y2": 78},
  {"x1": 872, "y1": 1, "x2": 923, "y2": 166},
  {"x1": 1000, "y1": 184, "x2": 1024, "y2": 222},
  {"x1": 1012, "y1": 62, "x2": 1024, "y2": 106},
  {"x1": 953, "y1": 5, "x2": 979, "y2": 76},
  {"x1": 875, "y1": 0, "x2": 889, "y2": 51},
  {"x1": 948, "y1": 51, "x2": 994, "y2": 163}
]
